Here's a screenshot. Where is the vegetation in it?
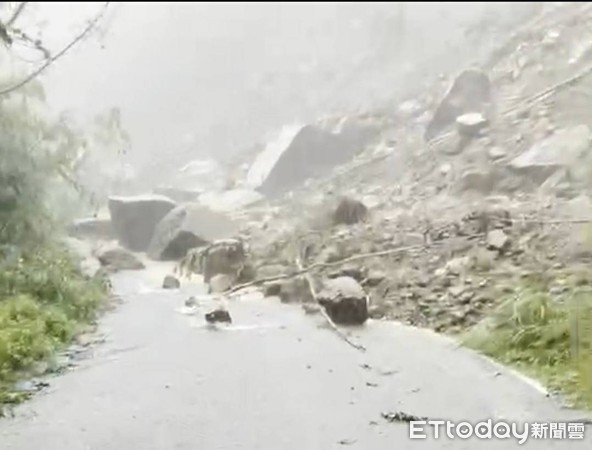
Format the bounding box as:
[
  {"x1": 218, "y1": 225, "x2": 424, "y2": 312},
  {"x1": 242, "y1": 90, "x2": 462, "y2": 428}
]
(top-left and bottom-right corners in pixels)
[
  {"x1": 0, "y1": 3, "x2": 113, "y2": 412},
  {"x1": 464, "y1": 269, "x2": 592, "y2": 408}
]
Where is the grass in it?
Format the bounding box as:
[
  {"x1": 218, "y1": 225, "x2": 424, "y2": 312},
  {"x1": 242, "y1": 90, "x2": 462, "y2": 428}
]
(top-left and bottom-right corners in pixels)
[
  {"x1": 0, "y1": 245, "x2": 107, "y2": 411},
  {"x1": 463, "y1": 270, "x2": 592, "y2": 409}
]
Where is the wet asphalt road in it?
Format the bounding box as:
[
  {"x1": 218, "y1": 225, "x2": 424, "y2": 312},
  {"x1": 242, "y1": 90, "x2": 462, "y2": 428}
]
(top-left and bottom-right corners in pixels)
[{"x1": 0, "y1": 264, "x2": 591, "y2": 449}]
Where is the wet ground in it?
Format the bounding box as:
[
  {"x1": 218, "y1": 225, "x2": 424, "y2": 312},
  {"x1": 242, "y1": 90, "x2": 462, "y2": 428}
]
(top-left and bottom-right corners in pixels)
[{"x1": 0, "y1": 263, "x2": 590, "y2": 449}]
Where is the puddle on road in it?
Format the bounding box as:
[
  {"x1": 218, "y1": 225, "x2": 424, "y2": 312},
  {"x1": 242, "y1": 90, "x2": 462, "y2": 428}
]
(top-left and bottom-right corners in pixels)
[{"x1": 172, "y1": 290, "x2": 290, "y2": 333}]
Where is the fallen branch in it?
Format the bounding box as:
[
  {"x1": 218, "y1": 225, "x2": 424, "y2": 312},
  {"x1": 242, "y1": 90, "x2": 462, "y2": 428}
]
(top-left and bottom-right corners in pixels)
[
  {"x1": 295, "y1": 257, "x2": 367, "y2": 353},
  {"x1": 425, "y1": 216, "x2": 592, "y2": 233},
  {"x1": 519, "y1": 218, "x2": 592, "y2": 225},
  {"x1": 226, "y1": 241, "x2": 433, "y2": 295}
]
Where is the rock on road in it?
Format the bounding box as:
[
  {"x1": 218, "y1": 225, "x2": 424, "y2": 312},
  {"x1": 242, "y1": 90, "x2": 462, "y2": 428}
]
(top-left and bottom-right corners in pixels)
[{"x1": 0, "y1": 264, "x2": 590, "y2": 449}]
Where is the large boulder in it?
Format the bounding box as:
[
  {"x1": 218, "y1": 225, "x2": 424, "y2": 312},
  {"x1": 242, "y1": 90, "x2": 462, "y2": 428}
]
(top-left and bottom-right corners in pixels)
[
  {"x1": 332, "y1": 197, "x2": 368, "y2": 225},
  {"x1": 508, "y1": 125, "x2": 591, "y2": 186},
  {"x1": 108, "y1": 195, "x2": 176, "y2": 252},
  {"x1": 455, "y1": 169, "x2": 497, "y2": 194},
  {"x1": 162, "y1": 274, "x2": 181, "y2": 289},
  {"x1": 317, "y1": 277, "x2": 369, "y2": 325},
  {"x1": 201, "y1": 239, "x2": 248, "y2": 283},
  {"x1": 148, "y1": 204, "x2": 239, "y2": 261},
  {"x1": 96, "y1": 245, "x2": 145, "y2": 272},
  {"x1": 425, "y1": 69, "x2": 492, "y2": 141},
  {"x1": 255, "y1": 121, "x2": 379, "y2": 197}
]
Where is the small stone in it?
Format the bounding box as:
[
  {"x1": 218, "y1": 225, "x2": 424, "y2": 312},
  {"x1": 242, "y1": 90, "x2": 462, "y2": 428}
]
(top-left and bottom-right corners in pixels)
[
  {"x1": 486, "y1": 229, "x2": 510, "y2": 252},
  {"x1": 415, "y1": 279, "x2": 428, "y2": 288},
  {"x1": 459, "y1": 291, "x2": 475, "y2": 304},
  {"x1": 162, "y1": 274, "x2": 180, "y2": 289},
  {"x1": 488, "y1": 146, "x2": 507, "y2": 161},
  {"x1": 365, "y1": 270, "x2": 386, "y2": 287},
  {"x1": 435, "y1": 267, "x2": 447, "y2": 278},
  {"x1": 75, "y1": 334, "x2": 95, "y2": 347},
  {"x1": 471, "y1": 247, "x2": 497, "y2": 271},
  {"x1": 542, "y1": 29, "x2": 560, "y2": 46},
  {"x1": 448, "y1": 286, "x2": 465, "y2": 298},
  {"x1": 450, "y1": 310, "x2": 468, "y2": 324},
  {"x1": 185, "y1": 296, "x2": 198, "y2": 307},
  {"x1": 302, "y1": 303, "x2": 321, "y2": 315},
  {"x1": 456, "y1": 113, "x2": 489, "y2": 137},
  {"x1": 445, "y1": 256, "x2": 472, "y2": 276},
  {"x1": 440, "y1": 163, "x2": 452, "y2": 175},
  {"x1": 475, "y1": 294, "x2": 493, "y2": 305},
  {"x1": 205, "y1": 309, "x2": 232, "y2": 324},
  {"x1": 368, "y1": 304, "x2": 388, "y2": 319},
  {"x1": 549, "y1": 286, "x2": 568, "y2": 296},
  {"x1": 401, "y1": 291, "x2": 416, "y2": 300}
]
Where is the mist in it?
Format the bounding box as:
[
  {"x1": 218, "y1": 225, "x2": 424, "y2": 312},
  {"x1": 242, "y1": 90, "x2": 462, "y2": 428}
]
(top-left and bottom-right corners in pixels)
[
  {"x1": 25, "y1": 2, "x2": 539, "y2": 187},
  {"x1": 4, "y1": 2, "x2": 592, "y2": 436}
]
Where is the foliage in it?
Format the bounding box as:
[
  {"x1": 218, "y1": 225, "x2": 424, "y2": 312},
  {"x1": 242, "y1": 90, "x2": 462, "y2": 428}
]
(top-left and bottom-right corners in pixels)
[
  {"x1": 0, "y1": 14, "x2": 111, "y2": 409},
  {"x1": 464, "y1": 270, "x2": 592, "y2": 408},
  {"x1": 0, "y1": 246, "x2": 106, "y2": 408},
  {"x1": 0, "y1": 76, "x2": 85, "y2": 253}
]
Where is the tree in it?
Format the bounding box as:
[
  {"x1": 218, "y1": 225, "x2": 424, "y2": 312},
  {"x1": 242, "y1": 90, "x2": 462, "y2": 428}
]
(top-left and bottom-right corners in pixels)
[
  {"x1": 0, "y1": 3, "x2": 117, "y2": 410},
  {"x1": 0, "y1": 2, "x2": 110, "y2": 96},
  {"x1": 0, "y1": 2, "x2": 115, "y2": 254}
]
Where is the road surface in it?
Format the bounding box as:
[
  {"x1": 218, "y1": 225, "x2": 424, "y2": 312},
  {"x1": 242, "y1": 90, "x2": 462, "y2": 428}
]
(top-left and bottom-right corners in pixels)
[{"x1": 0, "y1": 263, "x2": 590, "y2": 449}]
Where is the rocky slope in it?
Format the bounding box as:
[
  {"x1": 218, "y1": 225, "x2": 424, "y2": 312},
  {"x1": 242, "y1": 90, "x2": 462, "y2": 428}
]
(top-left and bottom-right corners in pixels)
[{"x1": 230, "y1": 2, "x2": 592, "y2": 340}]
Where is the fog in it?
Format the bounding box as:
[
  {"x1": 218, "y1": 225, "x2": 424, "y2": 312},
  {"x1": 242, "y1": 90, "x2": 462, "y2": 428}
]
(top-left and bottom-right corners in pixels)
[{"x1": 23, "y1": 2, "x2": 540, "y2": 185}]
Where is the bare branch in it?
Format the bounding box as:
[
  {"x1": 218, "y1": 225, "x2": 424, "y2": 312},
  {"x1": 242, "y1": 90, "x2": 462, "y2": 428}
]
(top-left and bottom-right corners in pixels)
[
  {"x1": 295, "y1": 257, "x2": 367, "y2": 352},
  {"x1": 6, "y1": 2, "x2": 28, "y2": 28},
  {"x1": 225, "y1": 239, "x2": 456, "y2": 295},
  {"x1": 10, "y1": 28, "x2": 51, "y2": 59},
  {"x1": 0, "y1": 2, "x2": 110, "y2": 97}
]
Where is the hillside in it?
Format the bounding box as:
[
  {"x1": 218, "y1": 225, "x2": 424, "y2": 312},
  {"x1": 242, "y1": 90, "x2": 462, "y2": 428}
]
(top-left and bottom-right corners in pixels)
[{"x1": 234, "y1": 2, "x2": 592, "y2": 408}]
